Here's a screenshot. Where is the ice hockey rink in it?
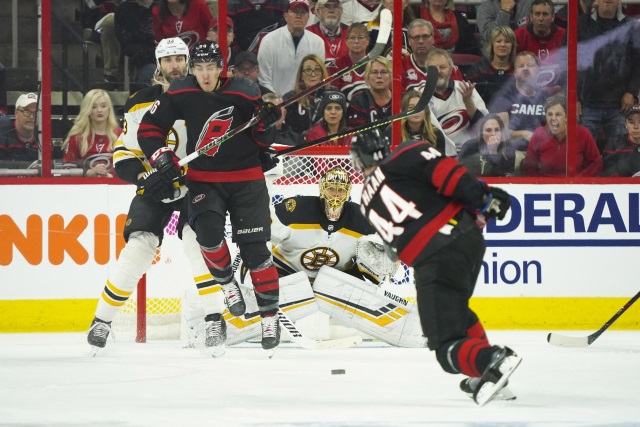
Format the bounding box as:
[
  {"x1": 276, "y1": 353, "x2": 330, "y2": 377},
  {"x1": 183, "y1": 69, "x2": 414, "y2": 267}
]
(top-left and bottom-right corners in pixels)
[{"x1": 0, "y1": 330, "x2": 639, "y2": 426}]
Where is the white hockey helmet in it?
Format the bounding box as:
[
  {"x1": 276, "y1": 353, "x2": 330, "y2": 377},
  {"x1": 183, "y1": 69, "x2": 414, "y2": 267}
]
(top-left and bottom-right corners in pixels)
[
  {"x1": 319, "y1": 166, "x2": 352, "y2": 221},
  {"x1": 155, "y1": 37, "x2": 190, "y2": 69}
]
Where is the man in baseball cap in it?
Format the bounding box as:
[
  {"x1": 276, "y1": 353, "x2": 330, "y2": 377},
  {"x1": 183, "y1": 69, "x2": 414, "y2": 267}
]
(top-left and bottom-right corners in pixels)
[{"x1": 0, "y1": 92, "x2": 39, "y2": 166}]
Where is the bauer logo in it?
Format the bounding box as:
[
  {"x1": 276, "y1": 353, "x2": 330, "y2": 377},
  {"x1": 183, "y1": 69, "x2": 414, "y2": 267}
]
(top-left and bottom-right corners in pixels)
[{"x1": 192, "y1": 194, "x2": 205, "y2": 203}]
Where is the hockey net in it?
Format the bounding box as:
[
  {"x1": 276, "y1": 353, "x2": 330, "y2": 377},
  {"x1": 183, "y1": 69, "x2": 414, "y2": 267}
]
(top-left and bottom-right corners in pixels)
[{"x1": 111, "y1": 149, "x2": 414, "y2": 341}]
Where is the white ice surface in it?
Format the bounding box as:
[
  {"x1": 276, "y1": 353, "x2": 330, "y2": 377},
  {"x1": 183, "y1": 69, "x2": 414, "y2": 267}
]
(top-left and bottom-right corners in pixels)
[{"x1": 1, "y1": 330, "x2": 639, "y2": 427}]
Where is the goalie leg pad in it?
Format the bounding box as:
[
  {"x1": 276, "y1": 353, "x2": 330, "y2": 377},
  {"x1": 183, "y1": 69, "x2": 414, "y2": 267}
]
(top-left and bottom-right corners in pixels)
[
  {"x1": 313, "y1": 266, "x2": 425, "y2": 348},
  {"x1": 95, "y1": 231, "x2": 159, "y2": 322},
  {"x1": 224, "y1": 272, "x2": 317, "y2": 345}
]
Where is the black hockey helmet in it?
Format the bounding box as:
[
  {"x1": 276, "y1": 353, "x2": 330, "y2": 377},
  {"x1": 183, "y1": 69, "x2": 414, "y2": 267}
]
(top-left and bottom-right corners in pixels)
[
  {"x1": 189, "y1": 41, "x2": 224, "y2": 69},
  {"x1": 350, "y1": 129, "x2": 391, "y2": 171}
]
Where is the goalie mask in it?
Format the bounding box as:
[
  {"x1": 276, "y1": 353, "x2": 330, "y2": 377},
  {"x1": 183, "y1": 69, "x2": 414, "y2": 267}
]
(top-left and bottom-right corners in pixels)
[{"x1": 319, "y1": 167, "x2": 352, "y2": 221}]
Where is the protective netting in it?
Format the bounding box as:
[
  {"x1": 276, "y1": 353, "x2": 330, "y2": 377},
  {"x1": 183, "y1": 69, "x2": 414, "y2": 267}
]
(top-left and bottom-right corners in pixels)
[{"x1": 113, "y1": 153, "x2": 414, "y2": 340}]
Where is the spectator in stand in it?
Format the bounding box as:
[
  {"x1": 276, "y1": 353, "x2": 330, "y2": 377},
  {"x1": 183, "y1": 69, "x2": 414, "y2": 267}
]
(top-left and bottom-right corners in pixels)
[
  {"x1": 459, "y1": 113, "x2": 522, "y2": 176},
  {"x1": 347, "y1": 56, "x2": 392, "y2": 128},
  {"x1": 514, "y1": 0, "x2": 566, "y2": 93},
  {"x1": 283, "y1": 54, "x2": 330, "y2": 136},
  {"x1": 402, "y1": 20, "x2": 465, "y2": 94},
  {"x1": 342, "y1": 0, "x2": 382, "y2": 26},
  {"x1": 366, "y1": 0, "x2": 414, "y2": 55},
  {"x1": 228, "y1": 0, "x2": 288, "y2": 52},
  {"x1": 523, "y1": 93, "x2": 602, "y2": 176},
  {"x1": 333, "y1": 23, "x2": 370, "y2": 101},
  {"x1": 418, "y1": 0, "x2": 480, "y2": 55},
  {"x1": 0, "y1": 93, "x2": 39, "y2": 165},
  {"x1": 383, "y1": 90, "x2": 451, "y2": 154},
  {"x1": 207, "y1": 17, "x2": 238, "y2": 72},
  {"x1": 62, "y1": 89, "x2": 122, "y2": 177},
  {"x1": 82, "y1": 1, "x2": 124, "y2": 87},
  {"x1": 466, "y1": 26, "x2": 516, "y2": 105},
  {"x1": 258, "y1": 0, "x2": 326, "y2": 97},
  {"x1": 232, "y1": 51, "x2": 273, "y2": 95},
  {"x1": 307, "y1": 0, "x2": 349, "y2": 74},
  {"x1": 0, "y1": 61, "x2": 6, "y2": 115},
  {"x1": 427, "y1": 48, "x2": 489, "y2": 152},
  {"x1": 114, "y1": 0, "x2": 157, "y2": 91},
  {"x1": 153, "y1": 0, "x2": 216, "y2": 50},
  {"x1": 489, "y1": 51, "x2": 547, "y2": 150},
  {"x1": 263, "y1": 93, "x2": 305, "y2": 146},
  {"x1": 577, "y1": 0, "x2": 640, "y2": 148},
  {"x1": 602, "y1": 104, "x2": 640, "y2": 176},
  {"x1": 306, "y1": 90, "x2": 350, "y2": 146},
  {"x1": 554, "y1": 0, "x2": 593, "y2": 29},
  {"x1": 476, "y1": 0, "x2": 534, "y2": 51}
]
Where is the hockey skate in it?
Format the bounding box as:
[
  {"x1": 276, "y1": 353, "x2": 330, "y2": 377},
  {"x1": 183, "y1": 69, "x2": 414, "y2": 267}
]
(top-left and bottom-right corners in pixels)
[
  {"x1": 87, "y1": 318, "x2": 112, "y2": 356},
  {"x1": 221, "y1": 279, "x2": 246, "y2": 317},
  {"x1": 260, "y1": 314, "x2": 281, "y2": 351},
  {"x1": 460, "y1": 377, "x2": 516, "y2": 401},
  {"x1": 473, "y1": 346, "x2": 522, "y2": 406},
  {"x1": 203, "y1": 313, "x2": 227, "y2": 358}
]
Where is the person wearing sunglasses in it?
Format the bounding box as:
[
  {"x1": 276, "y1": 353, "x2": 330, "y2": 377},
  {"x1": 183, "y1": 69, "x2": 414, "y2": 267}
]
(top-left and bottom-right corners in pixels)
[{"x1": 0, "y1": 92, "x2": 40, "y2": 167}]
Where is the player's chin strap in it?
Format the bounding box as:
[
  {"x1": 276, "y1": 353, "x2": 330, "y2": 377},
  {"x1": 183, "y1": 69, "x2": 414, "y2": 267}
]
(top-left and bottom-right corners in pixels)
[
  {"x1": 175, "y1": 9, "x2": 393, "y2": 168},
  {"x1": 274, "y1": 65, "x2": 439, "y2": 158}
]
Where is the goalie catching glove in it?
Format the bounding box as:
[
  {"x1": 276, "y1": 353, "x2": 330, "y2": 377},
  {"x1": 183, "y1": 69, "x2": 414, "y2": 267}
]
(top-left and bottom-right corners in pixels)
[
  {"x1": 480, "y1": 185, "x2": 511, "y2": 220},
  {"x1": 149, "y1": 147, "x2": 182, "y2": 184},
  {"x1": 354, "y1": 234, "x2": 400, "y2": 284}
]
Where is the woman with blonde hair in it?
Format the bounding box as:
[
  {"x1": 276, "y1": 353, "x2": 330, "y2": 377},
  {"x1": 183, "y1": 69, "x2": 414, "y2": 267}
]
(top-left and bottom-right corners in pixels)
[
  {"x1": 465, "y1": 26, "x2": 517, "y2": 104},
  {"x1": 347, "y1": 56, "x2": 392, "y2": 128},
  {"x1": 63, "y1": 89, "x2": 122, "y2": 177},
  {"x1": 283, "y1": 54, "x2": 329, "y2": 136},
  {"x1": 383, "y1": 90, "x2": 454, "y2": 154}
]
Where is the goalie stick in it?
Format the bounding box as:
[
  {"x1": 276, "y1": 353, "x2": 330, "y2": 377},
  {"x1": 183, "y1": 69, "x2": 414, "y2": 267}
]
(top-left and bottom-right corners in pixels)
[
  {"x1": 229, "y1": 253, "x2": 362, "y2": 350},
  {"x1": 547, "y1": 290, "x2": 640, "y2": 347},
  {"x1": 275, "y1": 65, "x2": 439, "y2": 157},
  {"x1": 174, "y1": 9, "x2": 393, "y2": 168}
]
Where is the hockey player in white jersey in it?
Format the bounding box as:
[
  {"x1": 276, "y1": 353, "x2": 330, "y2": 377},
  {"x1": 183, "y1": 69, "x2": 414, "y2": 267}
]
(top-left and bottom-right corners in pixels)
[{"x1": 87, "y1": 38, "x2": 232, "y2": 356}]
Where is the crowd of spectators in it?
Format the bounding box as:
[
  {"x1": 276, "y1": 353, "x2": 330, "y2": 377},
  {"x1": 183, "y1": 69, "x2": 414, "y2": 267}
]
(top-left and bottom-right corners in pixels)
[{"x1": 1, "y1": 0, "x2": 639, "y2": 178}]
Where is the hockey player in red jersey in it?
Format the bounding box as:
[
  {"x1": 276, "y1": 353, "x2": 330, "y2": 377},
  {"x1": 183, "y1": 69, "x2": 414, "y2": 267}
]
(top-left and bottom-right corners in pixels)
[
  {"x1": 87, "y1": 37, "x2": 228, "y2": 357},
  {"x1": 350, "y1": 129, "x2": 521, "y2": 406},
  {"x1": 137, "y1": 41, "x2": 284, "y2": 350}
]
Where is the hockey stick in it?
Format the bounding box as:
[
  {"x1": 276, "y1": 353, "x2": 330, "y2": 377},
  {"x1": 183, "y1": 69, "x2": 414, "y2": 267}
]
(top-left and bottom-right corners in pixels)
[
  {"x1": 275, "y1": 65, "x2": 439, "y2": 157},
  {"x1": 176, "y1": 9, "x2": 392, "y2": 168},
  {"x1": 230, "y1": 254, "x2": 362, "y2": 350},
  {"x1": 547, "y1": 290, "x2": 640, "y2": 347}
]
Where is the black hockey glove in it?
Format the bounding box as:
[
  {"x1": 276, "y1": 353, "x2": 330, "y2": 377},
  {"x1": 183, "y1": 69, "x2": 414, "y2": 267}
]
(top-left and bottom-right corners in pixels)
[
  {"x1": 481, "y1": 186, "x2": 512, "y2": 221},
  {"x1": 136, "y1": 169, "x2": 177, "y2": 202},
  {"x1": 149, "y1": 147, "x2": 182, "y2": 184},
  {"x1": 259, "y1": 147, "x2": 280, "y2": 172},
  {"x1": 255, "y1": 102, "x2": 282, "y2": 132}
]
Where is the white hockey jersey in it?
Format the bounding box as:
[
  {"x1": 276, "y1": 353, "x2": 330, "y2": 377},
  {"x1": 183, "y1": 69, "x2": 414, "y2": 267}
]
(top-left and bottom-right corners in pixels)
[
  {"x1": 113, "y1": 84, "x2": 188, "y2": 185},
  {"x1": 270, "y1": 196, "x2": 375, "y2": 281},
  {"x1": 429, "y1": 80, "x2": 488, "y2": 151}
]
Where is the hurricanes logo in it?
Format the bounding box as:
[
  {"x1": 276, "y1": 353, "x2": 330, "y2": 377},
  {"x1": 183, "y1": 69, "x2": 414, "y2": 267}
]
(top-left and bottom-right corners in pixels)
[
  {"x1": 196, "y1": 106, "x2": 234, "y2": 158},
  {"x1": 300, "y1": 247, "x2": 339, "y2": 271}
]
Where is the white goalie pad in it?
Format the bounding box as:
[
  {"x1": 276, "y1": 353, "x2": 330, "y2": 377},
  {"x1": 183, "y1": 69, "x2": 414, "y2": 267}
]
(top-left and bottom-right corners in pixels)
[
  {"x1": 355, "y1": 235, "x2": 400, "y2": 283},
  {"x1": 225, "y1": 271, "x2": 317, "y2": 345},
  {"x1": 313, "y1": 266, "x2": 425, "y2": 348}
]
